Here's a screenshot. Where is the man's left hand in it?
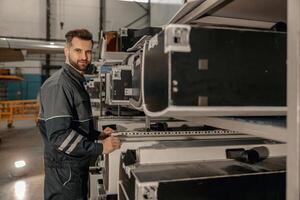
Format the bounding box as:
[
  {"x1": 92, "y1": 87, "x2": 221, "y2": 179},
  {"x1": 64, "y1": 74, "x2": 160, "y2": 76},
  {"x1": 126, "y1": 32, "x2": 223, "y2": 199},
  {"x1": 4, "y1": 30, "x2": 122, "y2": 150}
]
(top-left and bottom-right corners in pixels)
[{"x1": 99, "y1": 127, "x2": 114, "y2": 140}]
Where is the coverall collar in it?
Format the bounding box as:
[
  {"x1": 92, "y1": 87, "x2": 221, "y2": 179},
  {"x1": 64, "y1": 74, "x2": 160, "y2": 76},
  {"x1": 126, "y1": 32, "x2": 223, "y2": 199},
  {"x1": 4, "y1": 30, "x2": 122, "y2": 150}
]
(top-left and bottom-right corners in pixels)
[{"x1": 63, "y1": 63, "x2": 86, "y2": 83}]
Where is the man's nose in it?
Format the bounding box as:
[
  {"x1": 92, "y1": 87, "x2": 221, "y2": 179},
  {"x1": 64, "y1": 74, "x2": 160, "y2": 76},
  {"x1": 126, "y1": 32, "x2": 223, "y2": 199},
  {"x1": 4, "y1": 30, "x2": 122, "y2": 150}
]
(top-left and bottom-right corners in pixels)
[{"x1": 81, "y1": 52, "x2": 88, "y2": 60}]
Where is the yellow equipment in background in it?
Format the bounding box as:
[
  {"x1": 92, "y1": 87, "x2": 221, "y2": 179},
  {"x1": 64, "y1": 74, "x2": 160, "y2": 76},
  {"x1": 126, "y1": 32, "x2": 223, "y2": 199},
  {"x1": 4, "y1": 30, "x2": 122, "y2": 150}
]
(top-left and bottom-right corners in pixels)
[{"x1": 0, "y1": 100, "x2": 39, "y2": 128}]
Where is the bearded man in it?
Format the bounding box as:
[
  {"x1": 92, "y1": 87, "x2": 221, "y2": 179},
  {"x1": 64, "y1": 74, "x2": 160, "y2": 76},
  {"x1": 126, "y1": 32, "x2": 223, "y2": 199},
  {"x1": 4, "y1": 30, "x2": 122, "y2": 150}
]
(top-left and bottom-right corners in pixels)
[{"x1": 38, "y1": 29, "x2": 121, "y2": 200}]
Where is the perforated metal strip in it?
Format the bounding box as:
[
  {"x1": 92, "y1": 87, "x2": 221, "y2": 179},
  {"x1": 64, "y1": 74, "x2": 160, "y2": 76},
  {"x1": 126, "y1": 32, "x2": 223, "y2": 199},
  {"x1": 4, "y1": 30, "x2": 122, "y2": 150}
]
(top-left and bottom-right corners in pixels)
[{"x1": 112, "y1": 130, "x2": 238, "y2": 137}]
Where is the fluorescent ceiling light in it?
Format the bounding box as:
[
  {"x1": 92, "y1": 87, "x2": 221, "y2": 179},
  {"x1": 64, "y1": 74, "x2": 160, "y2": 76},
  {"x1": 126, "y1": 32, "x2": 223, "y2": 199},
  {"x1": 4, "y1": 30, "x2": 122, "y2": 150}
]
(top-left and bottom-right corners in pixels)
[
  {"x1": 15, "y1": 181, "x2": 26, "y2": 199},
  {"x1": 14, "y1": 160, "x2": 26, "y2": 168},
  {"x1": 119, "y1": 0, "x2": 184, "y2": 4}
]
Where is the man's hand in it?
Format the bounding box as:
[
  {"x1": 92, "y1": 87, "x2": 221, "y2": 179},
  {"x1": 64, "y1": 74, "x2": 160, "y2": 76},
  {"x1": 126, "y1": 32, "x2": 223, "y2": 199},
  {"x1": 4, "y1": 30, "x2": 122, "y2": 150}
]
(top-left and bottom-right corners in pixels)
[
  {"x1": 102, "y1": 136, "x2": 121, "y2": 154},
  {"x1": 99, "y1": 127, "x2": 114, "y2": 140}
]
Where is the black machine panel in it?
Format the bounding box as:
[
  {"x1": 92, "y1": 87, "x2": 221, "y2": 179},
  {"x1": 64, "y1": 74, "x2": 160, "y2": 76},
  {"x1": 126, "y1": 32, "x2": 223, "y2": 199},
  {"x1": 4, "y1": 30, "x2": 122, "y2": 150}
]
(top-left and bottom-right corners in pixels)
[
  {"x1": 120, "y1": 27, "x2": 162, "y2": 52},
  {"x1": 131, "y1": 52, "x2": 142, "y2": 102},
  {"x1": 156, "y1": 172, "x2": 285, "y2": 200},
  {"x1": 86, "y1": 80, "x2": 100, "y2": 99},
  {"x1": 120, "y1": 157, "x2": 286, "y2": 200},
  {"x1": 112, "y1": 69, "x2": 132, "y2": 101},
  {"x1": 143, "y1": 26, "x2": 286, "y2": 113}
]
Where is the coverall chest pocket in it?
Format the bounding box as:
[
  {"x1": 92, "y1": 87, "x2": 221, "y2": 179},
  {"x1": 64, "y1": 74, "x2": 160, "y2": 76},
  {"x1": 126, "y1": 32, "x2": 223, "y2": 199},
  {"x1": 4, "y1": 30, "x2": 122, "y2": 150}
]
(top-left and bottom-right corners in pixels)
[{"x1": 74, "y1": 95, "x2": 92, "y2": 118}]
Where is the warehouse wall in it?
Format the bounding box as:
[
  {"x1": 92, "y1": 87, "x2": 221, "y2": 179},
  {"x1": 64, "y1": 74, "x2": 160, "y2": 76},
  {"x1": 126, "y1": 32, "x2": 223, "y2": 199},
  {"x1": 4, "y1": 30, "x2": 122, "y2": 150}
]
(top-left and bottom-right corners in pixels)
[
  {"x1": 0, "y1": 61, "x2": 42, "y2": 100},
  {"x1": 0, "y1": 0, "x2": 46, "y2": 38},
  {"x1": 105, "y1": 0, "x2": 147, "y2": 31},
  {"x1": 50, "y1": 0, "x2": 100, "y2": 40},
  {"x1": 0, "y1": 0, "x2": 183, "y2": 39},
  {"x1": 151, "y1": 1, "x2": 183, "y2": 26},
  {"x1": 105, "y1": 0, "x2": 183, "y2": 30},
  {"x1": 0, "y1": 0, "x2": 100, "y2": 40}
]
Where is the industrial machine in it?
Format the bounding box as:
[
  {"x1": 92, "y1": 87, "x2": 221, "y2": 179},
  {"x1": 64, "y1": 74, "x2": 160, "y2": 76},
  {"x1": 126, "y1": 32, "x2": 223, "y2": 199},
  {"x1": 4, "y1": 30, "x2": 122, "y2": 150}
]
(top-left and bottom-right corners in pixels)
[
  {"x1": 88, "y1": 0, "x2": 287, "y2": 199},
  {"x1": 119, "y1": 153, "x2": 285, "y2": 200},
  {"x1": 142, "y1": 25, "x2": 286, "y2": 117},
  {"x1": 105, "y1": 65, "x2": 132, "y2": 106}
]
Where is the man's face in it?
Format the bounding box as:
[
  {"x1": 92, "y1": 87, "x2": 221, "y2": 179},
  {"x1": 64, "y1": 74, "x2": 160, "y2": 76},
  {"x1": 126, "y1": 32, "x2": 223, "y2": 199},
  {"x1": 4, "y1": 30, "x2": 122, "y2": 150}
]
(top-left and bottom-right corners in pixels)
[{"x1": 64, "y1": 37, "x2": 93, "y2": 72}]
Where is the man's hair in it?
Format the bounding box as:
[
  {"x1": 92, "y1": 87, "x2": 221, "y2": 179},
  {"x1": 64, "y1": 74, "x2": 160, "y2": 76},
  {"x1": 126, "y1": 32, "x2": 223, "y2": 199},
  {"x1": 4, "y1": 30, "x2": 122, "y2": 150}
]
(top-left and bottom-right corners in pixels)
[{"x1": 65, "y1": 29, "x2": 93, "y2": 46}]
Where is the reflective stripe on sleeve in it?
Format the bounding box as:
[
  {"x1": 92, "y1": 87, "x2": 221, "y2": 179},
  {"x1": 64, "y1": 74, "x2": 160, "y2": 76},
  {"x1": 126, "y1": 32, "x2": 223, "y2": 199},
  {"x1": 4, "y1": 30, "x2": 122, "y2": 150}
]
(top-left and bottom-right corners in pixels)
[
  {"x1": 65, "y1": 135, "x2": 83, "y2": 154},
  {"x1": 58, "y1": 130, "x2": 76, "y2": 151}
]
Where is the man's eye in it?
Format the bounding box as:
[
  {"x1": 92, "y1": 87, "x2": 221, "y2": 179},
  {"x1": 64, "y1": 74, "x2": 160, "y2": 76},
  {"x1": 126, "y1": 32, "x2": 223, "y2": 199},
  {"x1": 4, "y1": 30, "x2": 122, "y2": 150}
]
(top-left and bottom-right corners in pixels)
[{"x1": 75, "y1": 49, "x2": 81, "y2": 53}]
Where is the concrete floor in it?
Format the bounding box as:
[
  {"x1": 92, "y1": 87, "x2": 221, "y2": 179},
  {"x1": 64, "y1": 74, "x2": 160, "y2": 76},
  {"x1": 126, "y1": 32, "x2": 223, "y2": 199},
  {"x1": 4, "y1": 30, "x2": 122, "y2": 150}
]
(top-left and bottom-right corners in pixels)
[{"x1": 0, "y1": 120, "x2": 44, "y2": 200}]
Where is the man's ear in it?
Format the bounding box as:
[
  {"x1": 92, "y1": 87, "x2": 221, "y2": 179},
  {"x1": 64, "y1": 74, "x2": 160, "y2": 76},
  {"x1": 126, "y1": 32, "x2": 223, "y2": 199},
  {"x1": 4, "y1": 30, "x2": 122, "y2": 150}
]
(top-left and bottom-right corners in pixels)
[{"x1": 64, "y1": 47, "x2": 69, "y2": 57}]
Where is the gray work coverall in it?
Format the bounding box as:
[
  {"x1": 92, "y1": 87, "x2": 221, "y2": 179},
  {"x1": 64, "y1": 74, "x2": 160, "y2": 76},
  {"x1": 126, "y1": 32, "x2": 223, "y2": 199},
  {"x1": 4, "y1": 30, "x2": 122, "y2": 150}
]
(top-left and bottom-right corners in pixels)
[{"x1": 38, "y1": 63, "x2": 102, "y2": 200}]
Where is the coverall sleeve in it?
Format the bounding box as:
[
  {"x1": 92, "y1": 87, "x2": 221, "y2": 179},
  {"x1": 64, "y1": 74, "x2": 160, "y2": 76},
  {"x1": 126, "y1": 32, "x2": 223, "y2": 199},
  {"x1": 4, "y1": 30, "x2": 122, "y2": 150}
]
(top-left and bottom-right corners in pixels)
[{"x1": 41, "y1": 84, "x2": 103, "y2": 157}]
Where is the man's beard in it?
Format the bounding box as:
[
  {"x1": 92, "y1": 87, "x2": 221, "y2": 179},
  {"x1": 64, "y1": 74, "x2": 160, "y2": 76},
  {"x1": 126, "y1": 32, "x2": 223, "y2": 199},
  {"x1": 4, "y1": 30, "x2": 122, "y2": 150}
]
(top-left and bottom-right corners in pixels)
[{"x1": 68, "y1": 56, "x2": 90, "y2": 72}]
